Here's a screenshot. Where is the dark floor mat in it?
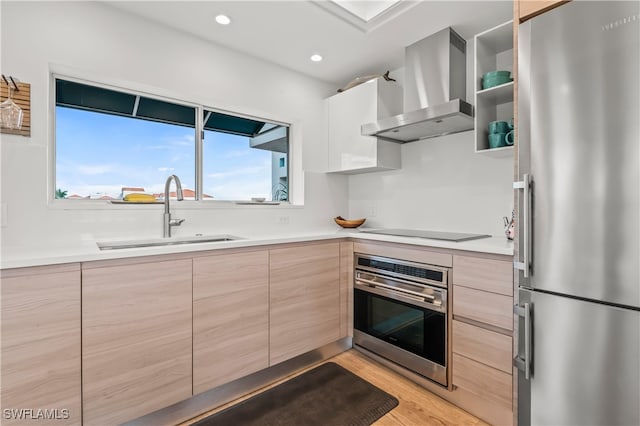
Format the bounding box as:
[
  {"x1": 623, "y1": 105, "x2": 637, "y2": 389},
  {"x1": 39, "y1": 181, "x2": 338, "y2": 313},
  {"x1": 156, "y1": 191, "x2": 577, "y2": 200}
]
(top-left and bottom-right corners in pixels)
[{"x1": 191, "y1": 362, "x2": 399, "y2": 426}]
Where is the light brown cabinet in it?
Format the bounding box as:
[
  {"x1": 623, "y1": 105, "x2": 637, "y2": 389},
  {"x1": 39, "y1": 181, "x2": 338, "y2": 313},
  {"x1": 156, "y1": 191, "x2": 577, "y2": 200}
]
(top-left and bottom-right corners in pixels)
[
  {"x1": 193, "y1": 250, "x2": 269, "y2": 394},
  {"x1": 518, "y1": 0, "x2": 568, "y2": 22},
  {"x1": 81, "y1": 258, "x2": 192, "y2": 425},
  {"x1": 453, "y1": 255, "x2": 513, "y2": 296},
  {"x1": 453, "y1": 320, "x2": 512, "y2": 374},
  {"x1": 340, "y1": 241, "x2": 354, "y2": 338},
  {"x1": 453, "y1": 285, "x2": 513, "y2": 331},
  {"x1": 269, "y1": 242, "x2": 341, "y2": 365},
  {"x1": 452, "y1": 254, "x2": 514, "y2": 426},
  {"x1": 0, "y1": 264, "x2": 81, "y2": 426},
  {"x1": 0, "y1": 240, "x2": 349, "y2": 424},
  {"x1": 452, "y1": 353, "x2": 512, "y2": 408}
]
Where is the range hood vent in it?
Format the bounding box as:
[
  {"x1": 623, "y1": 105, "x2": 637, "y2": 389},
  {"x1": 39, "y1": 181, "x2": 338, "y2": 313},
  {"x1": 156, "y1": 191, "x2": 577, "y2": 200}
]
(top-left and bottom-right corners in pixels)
[{"x1": 362, "y1": 27, "x2": 474, "y2": 143}]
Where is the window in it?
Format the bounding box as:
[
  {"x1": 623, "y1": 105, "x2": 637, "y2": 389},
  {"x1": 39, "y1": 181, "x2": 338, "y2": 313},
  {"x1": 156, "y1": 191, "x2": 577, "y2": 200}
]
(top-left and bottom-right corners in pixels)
[
  {"x1": 54, "y1": 77, "x2": 289, "y2": 202},
  {"x1": 202, "y1": 110, "x2": 289, "y2": 201}
]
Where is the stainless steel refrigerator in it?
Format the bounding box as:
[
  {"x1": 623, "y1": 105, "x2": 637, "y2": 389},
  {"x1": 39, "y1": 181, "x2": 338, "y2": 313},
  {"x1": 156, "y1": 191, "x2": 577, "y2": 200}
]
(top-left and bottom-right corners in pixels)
[{"x1": 515, "y1": 1, "x2": 639, "y2": 425}]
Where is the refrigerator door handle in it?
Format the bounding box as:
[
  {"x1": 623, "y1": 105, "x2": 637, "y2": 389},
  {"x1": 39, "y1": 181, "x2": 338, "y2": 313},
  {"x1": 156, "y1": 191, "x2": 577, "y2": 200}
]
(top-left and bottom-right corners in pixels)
[
  {"x1": 513, "y1": 174, "x2": 532, "y2": 277},
  {"x1": 514, "y1": 302, "x2": 532, "y2": 379}
]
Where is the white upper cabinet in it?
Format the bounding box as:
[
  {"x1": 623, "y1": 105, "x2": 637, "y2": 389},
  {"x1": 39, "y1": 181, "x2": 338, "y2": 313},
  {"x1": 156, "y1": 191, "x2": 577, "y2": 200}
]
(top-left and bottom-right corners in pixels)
[
  {"x1": 327, "y1": 78, "x2": 403, "y2": 173},
  {"x1": 474, "y1": 21, "x2": 514, "y2": 157}
]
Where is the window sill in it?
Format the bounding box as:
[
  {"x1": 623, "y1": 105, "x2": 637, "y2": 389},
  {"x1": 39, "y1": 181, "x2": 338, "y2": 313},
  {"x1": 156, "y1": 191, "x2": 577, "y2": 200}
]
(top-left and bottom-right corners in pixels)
[{"x1": 48, "y1": 199, "x2": 302, "y2": 211}]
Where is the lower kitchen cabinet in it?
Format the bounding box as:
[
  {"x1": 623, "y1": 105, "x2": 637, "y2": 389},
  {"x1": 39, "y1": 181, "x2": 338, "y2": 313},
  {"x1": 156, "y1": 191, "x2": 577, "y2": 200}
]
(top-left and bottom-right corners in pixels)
[
  {"x1": 0, "y1": 238, "x2": 518, "y2": 425},
  {"x1": 81, "y1": 258, "x2": 193, "y2": 426},
  {"x1": 339, "y1": 241, "x2": 354, "y2": 338},
  {"x1": 452, "y1": 254, "x2": 514, "y2": 426},
  {"x1": 269, "y1": 242, "x2": 341, "y2": 365},
  {"x1": 193, "y1": 250, "x2": 269, "y2": 394},
  {"x1": 0, "y1": 264, "x2": 81, "y2": 426},
  {"x1": 452, "y1": 319, "x2": 512, "y2": 374},
  {"x1": 453, "y1": 285, "x2": 513, "y2": 330},
  {"x1": 452, "y1": 352, "x2": 512, "y2": 408}
]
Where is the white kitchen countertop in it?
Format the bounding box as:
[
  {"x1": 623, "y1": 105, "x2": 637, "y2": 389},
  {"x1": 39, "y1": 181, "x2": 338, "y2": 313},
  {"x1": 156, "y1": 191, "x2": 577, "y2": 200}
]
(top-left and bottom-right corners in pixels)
[{"x1": 0, "y1": 229, "x2": 513, "y2": 270}]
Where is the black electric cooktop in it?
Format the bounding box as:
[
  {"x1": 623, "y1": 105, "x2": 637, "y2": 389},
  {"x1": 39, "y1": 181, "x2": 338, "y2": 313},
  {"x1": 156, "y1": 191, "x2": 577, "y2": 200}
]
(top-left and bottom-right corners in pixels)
[{"x1": 359, "y1": 228, "x2": 491, "y2": 242}]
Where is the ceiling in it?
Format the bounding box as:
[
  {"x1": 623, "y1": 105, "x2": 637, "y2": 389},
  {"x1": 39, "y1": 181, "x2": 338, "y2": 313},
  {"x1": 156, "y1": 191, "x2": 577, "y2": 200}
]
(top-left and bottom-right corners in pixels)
[{"x1": 107, "y1": 1, "x2": 512, "y2": 86}]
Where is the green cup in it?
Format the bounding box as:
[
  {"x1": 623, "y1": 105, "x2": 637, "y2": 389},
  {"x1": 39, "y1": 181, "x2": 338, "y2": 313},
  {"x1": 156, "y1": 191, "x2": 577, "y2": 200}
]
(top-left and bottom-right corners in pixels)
[
  {"x1": 506, "y1": 130, "x2": 515, "y2": 146},
  {"x1": 482, "y1": 71, "x2": 513, "y2": 89},
  {"x1": 488, "y1": 133, "x2": 507, "y2": 148},
  {"x1": 488, "y1": 121, "x2": 509, "y2": 134},
  {"x1": 483, "y1": 70, "x2": 511, "y2": 79}
]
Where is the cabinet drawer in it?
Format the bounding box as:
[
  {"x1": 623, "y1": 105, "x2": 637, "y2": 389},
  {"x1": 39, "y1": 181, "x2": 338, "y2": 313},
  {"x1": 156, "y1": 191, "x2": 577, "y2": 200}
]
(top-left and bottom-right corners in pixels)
[
  {"x1": 453, "y1": 353, "x2": 512, "y2": 409},
  {"x1": 453, "y1": 320, "x2": 512, "y2": 374},
  {"x1": 453, "y1": 255, "x2": 513, "y2": 295},
  {"x1": 453, "y1": 285, "x2": 513, "y2": 331}
]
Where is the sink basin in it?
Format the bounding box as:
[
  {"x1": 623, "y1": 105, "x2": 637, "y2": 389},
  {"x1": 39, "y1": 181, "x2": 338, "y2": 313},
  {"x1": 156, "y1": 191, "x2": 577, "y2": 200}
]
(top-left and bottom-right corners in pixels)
[{"x1": 97, "y1": 234, "x2": 243, "y2": 250}]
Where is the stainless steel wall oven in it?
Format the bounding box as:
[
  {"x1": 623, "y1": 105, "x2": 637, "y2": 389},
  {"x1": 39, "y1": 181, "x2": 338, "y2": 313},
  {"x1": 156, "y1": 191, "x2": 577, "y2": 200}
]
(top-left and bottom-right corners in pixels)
[{"x1": 353, "y1": 254, "x2": 450, "y2": 387}]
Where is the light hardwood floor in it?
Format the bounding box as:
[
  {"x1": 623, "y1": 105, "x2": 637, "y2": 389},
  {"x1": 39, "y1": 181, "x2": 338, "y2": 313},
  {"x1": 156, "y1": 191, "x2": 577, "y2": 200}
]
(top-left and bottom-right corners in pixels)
[{"x1": 181, "y1": 349, "x2": 488, "y2": 426}]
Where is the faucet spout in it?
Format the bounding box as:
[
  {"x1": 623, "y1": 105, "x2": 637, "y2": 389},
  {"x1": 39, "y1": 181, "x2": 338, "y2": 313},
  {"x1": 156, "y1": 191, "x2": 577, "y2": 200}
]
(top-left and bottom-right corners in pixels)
[
  {"x1": 163, "y1": 174, "x2": 184, "y2": 238},
  {"x1": 164, "y1": 174, "x2": 184, "y2": 214}
]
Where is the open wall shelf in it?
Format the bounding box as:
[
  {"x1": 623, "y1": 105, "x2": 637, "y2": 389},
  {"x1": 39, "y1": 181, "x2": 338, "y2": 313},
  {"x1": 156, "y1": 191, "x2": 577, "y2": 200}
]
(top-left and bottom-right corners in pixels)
[{"x1": 474, "y1": 21, "x2": 514, "y2": 155}]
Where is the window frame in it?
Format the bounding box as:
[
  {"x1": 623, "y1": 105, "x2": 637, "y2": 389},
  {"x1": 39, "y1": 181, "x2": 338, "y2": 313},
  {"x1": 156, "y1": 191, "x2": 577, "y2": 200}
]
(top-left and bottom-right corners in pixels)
[
  {"x1": 200, "y1": 106, "x2": 290, "y2": 203},
  {"x1": 49, "y1": 72, "x2": 292, "y2": 208}
]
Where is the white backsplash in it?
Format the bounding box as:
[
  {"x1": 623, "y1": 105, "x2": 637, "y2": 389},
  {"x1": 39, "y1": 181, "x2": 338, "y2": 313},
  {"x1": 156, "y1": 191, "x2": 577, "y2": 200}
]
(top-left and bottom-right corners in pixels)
[
  {"x1": 348, "y1": 131, "x2": 514, "y2": 236},
  {"x1": 347, "y1": 34, "x2": 516, "y2": 238}
]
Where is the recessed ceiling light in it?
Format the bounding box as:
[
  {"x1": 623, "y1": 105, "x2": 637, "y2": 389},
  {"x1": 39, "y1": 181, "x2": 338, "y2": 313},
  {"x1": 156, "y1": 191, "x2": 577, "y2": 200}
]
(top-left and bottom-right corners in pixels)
[
  {"x1": 215, "y1": 14, "x2": 231, "y2": 25},
  {"x1": 310, "y1": 54, "x2": 323, "y2": 62}
]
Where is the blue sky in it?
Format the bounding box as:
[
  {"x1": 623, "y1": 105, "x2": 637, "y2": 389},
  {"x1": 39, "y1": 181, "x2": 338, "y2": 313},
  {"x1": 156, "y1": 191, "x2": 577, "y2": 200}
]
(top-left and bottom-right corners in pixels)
[{"x1": 56, "y1": 107, "x2": 276, "y2": 200}]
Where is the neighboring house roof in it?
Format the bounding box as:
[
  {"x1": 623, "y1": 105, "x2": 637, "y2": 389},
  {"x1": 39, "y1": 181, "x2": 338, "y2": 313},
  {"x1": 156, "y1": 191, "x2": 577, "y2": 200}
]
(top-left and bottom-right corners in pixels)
[
  {"x1": 154, "y1": 189, "x2": 213, "y2": 199},
  {"x1": 66, "y1": 188, "x2": 212, "y2": 200}
]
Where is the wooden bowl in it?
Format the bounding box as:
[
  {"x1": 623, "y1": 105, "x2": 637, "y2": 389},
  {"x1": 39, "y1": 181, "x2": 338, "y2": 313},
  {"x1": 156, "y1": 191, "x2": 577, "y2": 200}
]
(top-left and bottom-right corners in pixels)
[{"x1": 334, "y1": 216, "x2": 366, "y2": 228}]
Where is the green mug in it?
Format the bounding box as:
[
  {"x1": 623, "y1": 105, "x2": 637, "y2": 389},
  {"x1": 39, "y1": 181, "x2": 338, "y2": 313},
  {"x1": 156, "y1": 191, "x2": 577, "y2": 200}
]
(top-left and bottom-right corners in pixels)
[
  {"x1": 506, "y1": 130, "x2": 515, "y2": 146},
  {"x1": 488, "y1": 133, "x2": 507, "y2": 148},
  {"x1": 488, "y1": 120, "x2": 509, "y2": 134}
]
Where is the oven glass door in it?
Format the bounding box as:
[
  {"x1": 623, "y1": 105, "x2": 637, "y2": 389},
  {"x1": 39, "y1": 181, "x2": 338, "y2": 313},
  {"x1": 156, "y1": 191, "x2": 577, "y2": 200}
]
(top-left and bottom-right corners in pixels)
[{"x1": 354, "y1": 288, "x2": 446, "y2": 366}]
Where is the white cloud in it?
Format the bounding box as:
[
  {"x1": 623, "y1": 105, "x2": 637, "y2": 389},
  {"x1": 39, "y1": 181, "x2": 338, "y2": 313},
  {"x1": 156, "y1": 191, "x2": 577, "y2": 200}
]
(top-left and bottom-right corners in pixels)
[
  {"x1": 76, "y1": 164, "x2": 114, "y2": 175},
  {"x1": 223, "y1": 149, "x2": 250, "y2": 159},
  {"x1": 157, "y1": 167, "x2": 175, "y2": 172},
  {"x1": 208, "y1": 180, "x2": 271, "y2": 200},
  {"x1": 148, "y1": 134, "x2": 195, "y2": 150},
  {"x1": 206, "y1": 165, "x2": 266, "y2": 180},
  {"x1": 206, "y1": 171, "x2": 273, "y2": 200}
]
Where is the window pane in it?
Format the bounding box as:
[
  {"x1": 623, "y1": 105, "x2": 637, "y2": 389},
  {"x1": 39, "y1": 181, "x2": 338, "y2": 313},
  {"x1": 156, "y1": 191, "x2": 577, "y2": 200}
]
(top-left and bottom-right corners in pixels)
[
  {"x1": 55, "y1": 106, "x2": 195, "y2": 200},
  {"x1": 202, "y1": 110, "x2": 288, "y2": 201},
  {"x1": 53, "y1": 78, "x2": 290, "y2": 204}
]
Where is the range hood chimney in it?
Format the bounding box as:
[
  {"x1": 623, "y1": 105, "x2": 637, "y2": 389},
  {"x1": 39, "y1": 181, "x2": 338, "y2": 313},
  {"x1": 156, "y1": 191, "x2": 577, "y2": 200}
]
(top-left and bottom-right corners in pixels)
[{"x1": 362, "y1": 27, "x2": 474, "y2": 143}]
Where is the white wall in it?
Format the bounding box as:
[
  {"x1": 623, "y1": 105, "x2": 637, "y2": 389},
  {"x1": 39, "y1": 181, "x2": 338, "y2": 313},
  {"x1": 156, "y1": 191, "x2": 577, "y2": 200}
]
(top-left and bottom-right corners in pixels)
[
  {"x1": 348, "y1": 36, "x2": 514, "y2": 237},
  {"x1": 0, "y1": 1, "x2": 348, "y2": 249},
  {"x1": 0, "y1": 1, "x2": 513, "y2": 251},
  {"x1": 348, "y1": 132, "x2": 514, "y2": 236}
]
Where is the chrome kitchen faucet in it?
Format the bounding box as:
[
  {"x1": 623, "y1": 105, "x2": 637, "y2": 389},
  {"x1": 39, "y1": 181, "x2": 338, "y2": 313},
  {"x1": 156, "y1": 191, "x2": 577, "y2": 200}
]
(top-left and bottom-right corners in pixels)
[{"x1": 163, "y1": 174, "x2": 185, "y2": 238}]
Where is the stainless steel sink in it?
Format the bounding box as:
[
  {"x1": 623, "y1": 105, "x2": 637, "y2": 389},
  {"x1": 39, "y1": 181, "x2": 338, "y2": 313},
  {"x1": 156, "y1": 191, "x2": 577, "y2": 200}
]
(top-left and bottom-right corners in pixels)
[{"x1": 97, "y1": 234, "x2": 243, "y2": 250}]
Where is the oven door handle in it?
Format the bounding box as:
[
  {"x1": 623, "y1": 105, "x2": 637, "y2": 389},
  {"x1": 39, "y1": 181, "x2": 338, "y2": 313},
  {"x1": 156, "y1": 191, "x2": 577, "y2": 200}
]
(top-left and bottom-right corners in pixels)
[
  {"x1": 356, "y1": 276, "x2": 436, "y2": 301},
  {"x1": 355, "y1": 280, "x2": 445, "y2": 313}
]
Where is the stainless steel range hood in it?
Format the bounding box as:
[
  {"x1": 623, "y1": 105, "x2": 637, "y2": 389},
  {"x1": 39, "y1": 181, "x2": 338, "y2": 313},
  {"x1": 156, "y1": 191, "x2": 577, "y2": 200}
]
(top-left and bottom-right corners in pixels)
[{"x1": 362, "y1": 27, "x2": 474, "y2": 143}]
